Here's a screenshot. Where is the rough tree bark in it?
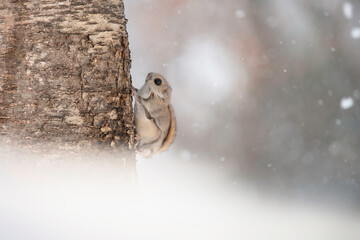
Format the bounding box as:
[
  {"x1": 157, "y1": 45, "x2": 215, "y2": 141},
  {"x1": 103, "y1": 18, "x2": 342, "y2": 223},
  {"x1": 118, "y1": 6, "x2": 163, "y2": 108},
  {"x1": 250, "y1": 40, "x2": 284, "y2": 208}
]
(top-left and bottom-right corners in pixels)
[{"x1": 0, "y1": 0, "x2": 135, "y2": 173}]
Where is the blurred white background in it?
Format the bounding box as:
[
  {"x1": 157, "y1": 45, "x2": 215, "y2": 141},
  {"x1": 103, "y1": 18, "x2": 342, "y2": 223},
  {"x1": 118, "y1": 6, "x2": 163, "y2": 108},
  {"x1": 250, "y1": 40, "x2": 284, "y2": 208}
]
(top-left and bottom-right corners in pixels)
[
  {"x1": 1, "y1": 0, "x2": 360, "y2": 239},
  {"x1": 126, "y1": 0, "x2": 360, "y2": 209},
  {"x1": 1, "y1": 150, "x2": 360, "y2": 240}
]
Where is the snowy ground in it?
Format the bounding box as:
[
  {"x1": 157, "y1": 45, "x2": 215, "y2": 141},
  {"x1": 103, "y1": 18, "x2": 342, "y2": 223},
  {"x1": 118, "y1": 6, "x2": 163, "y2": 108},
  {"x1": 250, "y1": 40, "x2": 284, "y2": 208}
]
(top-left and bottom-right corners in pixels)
[{"x1": 0, "y1": 150, "x2": 359, "y2": 240}]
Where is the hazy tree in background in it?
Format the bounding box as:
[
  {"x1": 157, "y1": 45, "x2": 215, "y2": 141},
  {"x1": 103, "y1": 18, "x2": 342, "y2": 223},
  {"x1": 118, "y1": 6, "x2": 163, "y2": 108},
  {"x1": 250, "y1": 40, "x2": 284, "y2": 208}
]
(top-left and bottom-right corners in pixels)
[{"x1": 0, "y1": 0, "x2": 135, "y2": 173}]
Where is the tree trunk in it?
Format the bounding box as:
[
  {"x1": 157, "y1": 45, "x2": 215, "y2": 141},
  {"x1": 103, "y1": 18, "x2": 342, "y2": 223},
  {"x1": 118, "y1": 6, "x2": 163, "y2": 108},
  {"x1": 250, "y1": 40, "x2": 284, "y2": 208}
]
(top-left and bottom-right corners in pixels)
[{"x1": 0, "y1": 0, "x2": 135, "y2": 173}]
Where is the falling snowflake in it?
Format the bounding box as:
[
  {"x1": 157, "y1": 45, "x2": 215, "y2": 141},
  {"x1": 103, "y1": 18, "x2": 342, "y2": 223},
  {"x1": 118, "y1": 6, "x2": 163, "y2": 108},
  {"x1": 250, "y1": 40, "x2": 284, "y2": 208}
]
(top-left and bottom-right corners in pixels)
[
  {"x1": 343, "y1": 2, "x2": 353, "y2": 19},
  {"x1": 235, "y1": 10, "x2": 246, "y2": 18},
  {"x1": 340, "y1": 97, "x2": 354, "y2": 110},
  {"x1": 353, "y1": 89, "x2": 360, "y2": 100},
  {"x1": 351, "y1": 27, "x2": 360, "y2": 39}
]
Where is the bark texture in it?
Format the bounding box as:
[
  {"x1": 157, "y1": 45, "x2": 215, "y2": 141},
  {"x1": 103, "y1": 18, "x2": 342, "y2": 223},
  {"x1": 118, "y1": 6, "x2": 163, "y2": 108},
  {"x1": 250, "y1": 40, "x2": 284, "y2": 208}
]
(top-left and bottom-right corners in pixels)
[{"x1": 0, "y1": 0, "x2": 135, "y2": 167}]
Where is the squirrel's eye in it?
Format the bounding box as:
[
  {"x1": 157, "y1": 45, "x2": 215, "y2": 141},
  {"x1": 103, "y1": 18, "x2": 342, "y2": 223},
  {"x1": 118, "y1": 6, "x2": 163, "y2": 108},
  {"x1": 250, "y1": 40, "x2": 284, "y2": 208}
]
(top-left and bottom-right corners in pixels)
[{"x1": 154, "y1": 78, "x2": 162, "y2": 86}]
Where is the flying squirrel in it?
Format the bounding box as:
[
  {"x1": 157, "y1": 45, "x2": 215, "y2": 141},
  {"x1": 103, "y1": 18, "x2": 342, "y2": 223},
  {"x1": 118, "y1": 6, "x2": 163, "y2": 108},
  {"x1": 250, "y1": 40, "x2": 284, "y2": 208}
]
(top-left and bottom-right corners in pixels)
[{"x1": 132, "y1": 72, "x2": 176, "y2": 158}]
